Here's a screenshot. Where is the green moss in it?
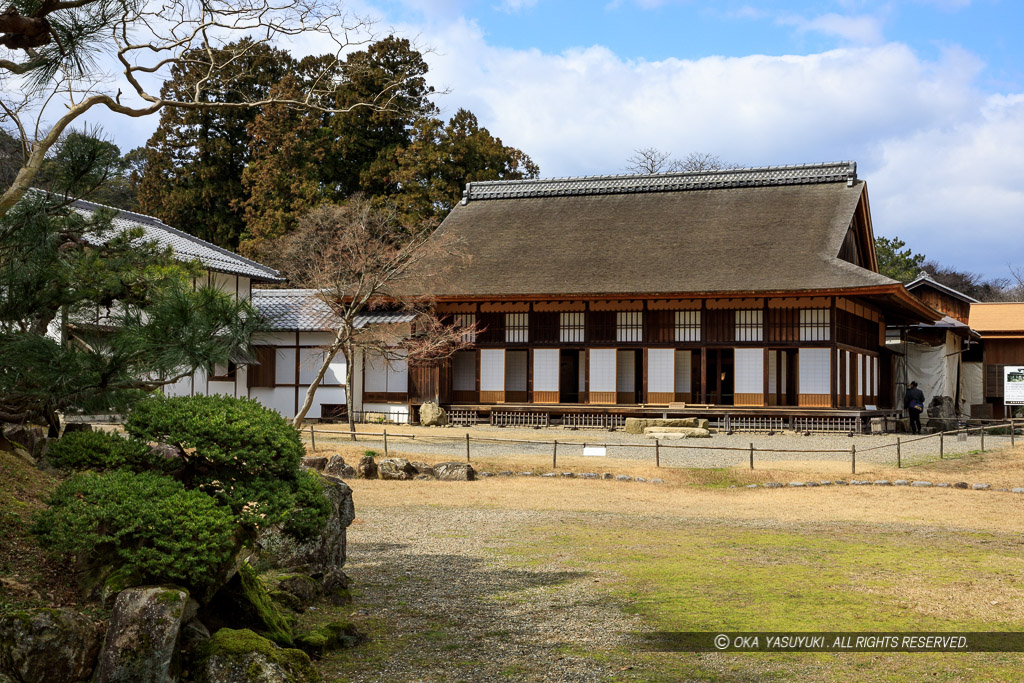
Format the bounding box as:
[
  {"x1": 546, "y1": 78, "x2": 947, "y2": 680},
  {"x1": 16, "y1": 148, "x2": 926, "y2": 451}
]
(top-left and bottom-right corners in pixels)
[
  {"x1": 238, "y1": 561, "x2": 294, "y2": 646},
  {"x1": 295, "y1": 620, "x2": 361, "y2": 656},
  {"x1": 270, "y1": 590, "x2": 305, "y2": 613},
  {"x1": 201, "y1": 628, "x2": 321, "y2": 682}
]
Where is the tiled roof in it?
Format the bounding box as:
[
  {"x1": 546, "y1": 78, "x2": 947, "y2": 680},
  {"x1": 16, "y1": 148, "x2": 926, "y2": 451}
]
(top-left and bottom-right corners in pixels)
[
  {"x1": 70, "y1": 198, "x2": 283, "y2": 282},
  {"x1": 906, "y1": 272, "x2": 979, "y2": 304},
  {"x1": 252, "y1": 289, "x2": 416, "y2": 331},
  {"x1": 463, "y1": 161, "x2": 857, "y2": 202}
]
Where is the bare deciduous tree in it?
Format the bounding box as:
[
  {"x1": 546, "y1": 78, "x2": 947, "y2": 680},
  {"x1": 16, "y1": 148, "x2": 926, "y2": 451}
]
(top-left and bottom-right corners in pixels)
[
  {"x1": 625, "y1": 148, "x2": 741, "y2": 175},
  {"x1": 0, "y1": 0, "x2": 403, "y2": 217},
  {"x1": 267, "y1": 196, "x2": 475, "y2": 433}
]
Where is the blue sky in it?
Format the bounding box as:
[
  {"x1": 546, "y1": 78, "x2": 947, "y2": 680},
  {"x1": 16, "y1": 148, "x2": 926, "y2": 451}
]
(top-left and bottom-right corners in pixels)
[{"x1": 82, "y1": 0, "x2": 1024, "y2": 279}]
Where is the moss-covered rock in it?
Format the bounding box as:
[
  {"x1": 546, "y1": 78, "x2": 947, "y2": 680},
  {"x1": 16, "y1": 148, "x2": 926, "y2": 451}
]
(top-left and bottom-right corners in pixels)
[
  {"x1": 0, "y1": 607, "x2": 102, "y2": 683},
  {"x1": 196, "y1": 629, "x2": 321, "y2": 683},
  {"x1": 93, "y1": 585, "x2": 190, "y2": 683},
  {"x1": 201, "y1": 563, "x2": 294, "y2": 647},
  {"x1": 294, "y1": 620, "x2": 363, "y2": 657}
]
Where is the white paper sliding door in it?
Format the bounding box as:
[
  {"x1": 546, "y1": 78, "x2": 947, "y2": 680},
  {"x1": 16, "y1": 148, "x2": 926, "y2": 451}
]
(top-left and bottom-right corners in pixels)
[
  {"x1": 647, "y1": 348, "x2": 675, "y2": 404},
  {"x1": 480, "y1": 349, "x2": 505, "y2": 403},
  {"x1": 533, "y1": 349, "x2": 560, "y2": 403},
  {"x1": 589, "y1": 349, "x2": 616, "y2": 403}
]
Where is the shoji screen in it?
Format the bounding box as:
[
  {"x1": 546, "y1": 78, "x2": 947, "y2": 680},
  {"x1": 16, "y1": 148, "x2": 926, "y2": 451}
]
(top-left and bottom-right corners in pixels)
[
  {"x1": 674, "y1": 350, "x2": 692, "y2": 402},
  {"x1": 647, "y1": 348, "x2": 675, "y2": 404},
  {"x1": 480, "y1": 349, "x2": 505, "y2": 403},
  {"x1": 533, "y1": 349, "x2": 559, "y2": 402},
  {"x1": 589, "y1": 349, "x2": 616, "y2": 403},
  {"x1": 734, "y1": 348, "x2": 764, "y2": 406},
  {"x1": 799, "y1": 348, "x2": 831, "y2": 406}
]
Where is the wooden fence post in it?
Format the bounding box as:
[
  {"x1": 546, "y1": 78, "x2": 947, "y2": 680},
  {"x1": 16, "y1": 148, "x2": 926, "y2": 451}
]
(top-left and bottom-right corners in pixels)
[
  {"x1": 851, "y1": 444, "x2": 856, "y2": 475},
  {"x1": 980, "y1": 424, "x2": 985, "y2": 453},
  {"x1": 749, "y1": 443, "x2": 754, "y2": 470},
  {"x1": 383, "y1": 429, "x2": 388, "y2": 459},
  {"x1": 553, "y1": 439, "x2": 557, "y2": 468},
  {"x1": 655, "y1": 439, "x2": 660, "y2": 468},
  {"x1": 466, "y1": 433, "x2": 470, "y2": 462},
  {"x1": 309, "y1": 425, "x2": 316, "y2": 452},
  {"x1": 896, "y1": 437, "x2": 901, "y2": 469},
  {"x1": 1012, "y1": 418, "x2": 1016, "y2": 448},
  {"x1": 940, "y1": 430, "x2": 944, "y2": 459}
]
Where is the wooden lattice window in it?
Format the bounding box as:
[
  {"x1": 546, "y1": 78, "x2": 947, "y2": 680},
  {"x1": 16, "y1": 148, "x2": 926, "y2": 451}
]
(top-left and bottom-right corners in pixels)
[
  {"x1": 454, "y1": 313, "x2": 477, "y2": 343},
  {"x1": 674, "y1": 310, "x2": 701, "y2": 342},
  {"x1": 799, "y1": 309, "x2": 830, "y2": 341},
  {"x1": 616, "y1": 311, "x2": 643, "y2": 343},
  {"x1": 734, "y1": 309, "x2": 763, "y2": 342},
  {"x1": 505, "y1": 313, "x2": 529, "y2": 343},
  {"x1": 560, "y1": 312, "x2": 585, "y2": 343}
]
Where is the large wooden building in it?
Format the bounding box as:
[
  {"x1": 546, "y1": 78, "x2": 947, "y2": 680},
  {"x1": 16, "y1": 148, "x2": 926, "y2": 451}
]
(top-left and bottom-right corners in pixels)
[{"x1": 405, "y1": 162, "x2": 939, "y2": 421}]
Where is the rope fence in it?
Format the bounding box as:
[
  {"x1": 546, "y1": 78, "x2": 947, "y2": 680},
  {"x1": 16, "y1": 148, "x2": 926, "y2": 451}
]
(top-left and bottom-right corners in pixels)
[{"x1": 303, "y1": 419, "x2": 1020, "y2": 476}]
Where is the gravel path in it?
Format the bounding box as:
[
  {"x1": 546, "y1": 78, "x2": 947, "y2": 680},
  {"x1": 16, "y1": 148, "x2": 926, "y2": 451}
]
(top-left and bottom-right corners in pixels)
[
  {"x1": 324, "y1": 506, "x2": 643, "y2": 682},
  {"x1": 310, "y1": 426, "x2": 1015, "y2": 469}
]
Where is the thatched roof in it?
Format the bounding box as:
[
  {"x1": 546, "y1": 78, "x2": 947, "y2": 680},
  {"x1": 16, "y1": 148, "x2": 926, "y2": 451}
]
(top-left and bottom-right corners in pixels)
[{"x1": 415, "y1": 162, "x2": 899, "y2": 298}]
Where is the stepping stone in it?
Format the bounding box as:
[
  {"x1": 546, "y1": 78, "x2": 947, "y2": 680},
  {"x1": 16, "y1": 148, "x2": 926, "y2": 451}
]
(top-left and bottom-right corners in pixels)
[
  {"x1": 764, "y1": 482, "x2": 783, "y2": 488},
  {"x1": 936, "y1": 483, "x2": 951, "y2": 488},
  {"x1": 805, "y1": 482, "x2": 820, "y2": 487},
  {"x1": 1011, "y1": 488, "x2": 1024, "y2": 494},
  {"x1": 579, "y1": 472, "x2": 599, "y2": 479},
  {"x1": 819, "y1": 481, "x2": 833, "y2": 486},
  {"x1": 497, "y1": 471, "x2": 513, "y2": 477},
  {"x1": 745, "y1": 484, "x2": 759, "y2": 489},
  {"x1": 650, "y1": 478, "x2": 665, "y2": 485},
  {"x1": 541, "y1": 472, "x2": 557, "y2": 478},
  {"x1": 789, "y1": 482, "x2": 806, "y2": 487},
  {"x1": 635, "y1": 477, "x2": 648, "y2": 483},
  {"x1": 834, "y1": 480, "x2": 849, "y2": 486},
  {"x1": 615, "y1": 475, "x2": 632, "y2": 482},
  {"x1": 972, "y1": 483, "x2": 991, "y2": 490},
  {"x1": 479, "y1": 472, "x2": 495, "y2": 478},
  {"x1": 912, "y1": 481, "x2": 932, "y2": 487},
  {"x1": 874, "y1": 480, "x2": 892, "y2": 486},
  {"x1": 894, "y1": 480, "x2": 910, "y2": 486},
  {"x1": 953, "y1": 482, "x2": 969, "y2": 489},
  {"x1": 851, "y1": 480, "x2": 871, "y2": 486},
  {"x1": 561, "y1": 472, "x2": 575, "y2": 478},
  {"x1": 602, "y1": 473, "x2": 614, "y2": 480},
  {"x1": 518, "y1": 472, "x2": 534, "y2": 476}
]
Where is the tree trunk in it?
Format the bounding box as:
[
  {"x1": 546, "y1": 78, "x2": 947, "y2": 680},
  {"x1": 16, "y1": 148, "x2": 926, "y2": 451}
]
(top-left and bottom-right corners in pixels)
[
  {"x1": 346, "y1": 337, "x2": 356, "y2": 442},
  {"x1": 292, "y1": 332, "x2": 345, "y2": 431}
]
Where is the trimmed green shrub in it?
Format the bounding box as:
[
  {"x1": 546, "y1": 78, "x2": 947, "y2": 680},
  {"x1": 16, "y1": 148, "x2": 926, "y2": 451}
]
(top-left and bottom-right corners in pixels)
[
  {"x1": 46, "y1": 429, "x2": 167, "y2": 472},
  {"x1": 32, "y1": 471, "x2": 237, "y2": 590},
  {"x1": 283, "y1": 471, "x2": 332, "y2": 541},
  {"x1": 125, "y1": 395, "x2": 325, "y2": 536}
]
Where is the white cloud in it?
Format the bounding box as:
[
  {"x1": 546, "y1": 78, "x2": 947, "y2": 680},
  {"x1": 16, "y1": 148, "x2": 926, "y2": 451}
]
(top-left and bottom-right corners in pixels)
[
  {"x1": 496, "y1": 0, "x2": 539, "y2": 12},
  {"x1": 777, "y1": 12, "x2": 885, "y2": 45}
]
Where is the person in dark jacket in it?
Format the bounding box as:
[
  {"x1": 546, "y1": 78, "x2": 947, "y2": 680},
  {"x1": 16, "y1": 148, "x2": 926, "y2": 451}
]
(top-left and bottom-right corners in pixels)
[{"x1": 904, "y1": 381, "x2": 926, "y2": 434}]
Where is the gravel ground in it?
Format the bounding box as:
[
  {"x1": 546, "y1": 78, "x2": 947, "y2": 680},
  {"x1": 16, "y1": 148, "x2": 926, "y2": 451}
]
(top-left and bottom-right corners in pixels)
[
  {"x1": 326, "y1": 506, "x2": 644, "y2": 682},
  {"x1": 310, "y1": 425, "x2": 1015, "y2": 469}
]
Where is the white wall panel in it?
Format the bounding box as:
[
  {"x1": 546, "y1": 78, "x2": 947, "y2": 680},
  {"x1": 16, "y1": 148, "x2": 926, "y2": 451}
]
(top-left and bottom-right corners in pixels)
[
  {"x1": 301, "y1": 386, "x2": 346, "y2": 419},
  {"x1": 734, "y1": 348, "x2": 764, "y2": 394},
  {"x1": 364, "y1": 353, "x2": 388, "y2": 393},
  {"x1": 674, "y1": 350, "x2": 692, "y2": 394},
  {"x1": 299, "y1": 348, "x2": 344, "y2": 385},
  {"x1": 589, "y1": 349, "x2": 616, "y2": 393},
  {"x1": 249, "y1": 388, "x2": 295, "y2": 417},
  {"x1": 799, "y1": 348, "x2": 831, "y2": 395},
  {"x1": 616, "y1": 350, "x2": 635, "y2": 393},
  {"x1": 387, "y1": 350, "x2": 408, "y2": 393},
  {"x1": 648, "y1": 349, "x2": 675, "y2": 393},
  {"x1": 480, "y1": 349, "x2": 505, "y2": 392},
  {"x1": 533, "y1": 349, "x2": 560, "y2": 392},
  {"x1": 767, "y1": 351, "x2": 777, "y2": 394},
  {"x1": 275, "y1": 348, "x2": 296, "y2": 385}
]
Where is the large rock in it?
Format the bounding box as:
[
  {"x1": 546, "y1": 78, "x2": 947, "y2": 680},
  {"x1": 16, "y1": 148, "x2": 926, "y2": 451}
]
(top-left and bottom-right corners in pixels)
[
  {"x1": 410, "y1": 461, "x2": 435, "y2": 477},
  {"x1": 927, "y1": 395, "x2": 956, "y2": 419},
  {"x1": 418, "y1": 401, "x2": 448, "y2": 427},
  {"x1": 356, "y1": 455, "x2": 377, "y2": 479},
  {"x1": 0, "y1": 425, "x2": 47, "y2": 461},
  {"x1": 300, "y1": 456, "x2": 327, "y2": 472},
  {"x1": 94, "y1": 586, "x2": 191, "y2": 683},
  {"x1": 323, "y1": 455, "x2": 355, "y2": 478},
  {"x1": 258, "y1": 474, "x2": 355, "y2": 575},
  {"x1": 433, "y1": 462, "x2": 476, "y2": 481},
  {"x1": 195, "y1": 629, "x2": 320, "y2": 683},
  {"x1": 624, "y1": 418, "x2": 709, "y2": 434},
  {"x1": 0, "y1": 608, "x2": 102, "y2": 683},
  {"x1": 377, "y1": 458, "x2": 416, "y2": 480}
]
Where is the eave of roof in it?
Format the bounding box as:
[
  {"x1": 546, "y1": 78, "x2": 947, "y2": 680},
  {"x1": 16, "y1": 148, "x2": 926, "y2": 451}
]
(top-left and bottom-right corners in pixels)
[
  {"x1": 906, "y1": 272, "x2": 980, "y2": 304},
  {"x1": 69, "y1": 197, "x2": 283, "y2": 283},
  {"x1": 252, "y1": 289, "x2": 416, "y2": 331}
]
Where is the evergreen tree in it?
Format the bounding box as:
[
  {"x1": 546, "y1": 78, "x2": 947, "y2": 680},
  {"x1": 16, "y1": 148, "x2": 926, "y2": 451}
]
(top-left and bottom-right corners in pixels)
[
  {"x1": 135, "y1": 40, "x2": 298, "y2": 249},
  {"x1": 0, "y1": 133, "x2": 262, "y2": 432}
]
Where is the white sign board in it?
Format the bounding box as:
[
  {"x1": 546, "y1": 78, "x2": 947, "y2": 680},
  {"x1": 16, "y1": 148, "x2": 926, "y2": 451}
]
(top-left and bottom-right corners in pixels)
[
  {"x1": 1005, "y1": 366, "x2": 1024, "y2": 405},
  {"x1": 582, "y1": 446, "x2": 607, "y2": 457}
]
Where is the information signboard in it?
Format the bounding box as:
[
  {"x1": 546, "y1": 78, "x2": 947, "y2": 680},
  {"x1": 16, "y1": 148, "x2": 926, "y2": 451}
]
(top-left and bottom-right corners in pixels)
[{"x1": 1004, "y1": 366, "x2": 1024, "y2": 405}]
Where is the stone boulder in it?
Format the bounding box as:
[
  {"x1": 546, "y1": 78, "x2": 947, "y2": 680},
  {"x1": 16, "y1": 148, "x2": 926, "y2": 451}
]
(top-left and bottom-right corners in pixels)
[
  {"x1": 418, "y1": 401, "x2": 448, "y2": 427},
  {"x1": 356, "y1": 455, "x2": 377, "y2": 479},
  {"x1": 433, "y1": 462, "x2": 476, "y2": 481},
  {"x1": 323, "y1": 455, "x2": 355, "y2": 478},
  {"x1": 410, "y1": 461, "x2": 435, "y2": 477},
  {"x1": 645, "y1": 428, "x2": 711, "y2": 439},
  {"x1": 300, "y1": 456, "x2": 327, "y2": 472},
  {"x1": 194, "y1": 629, "x2": 320, "y2": 683},
  {"x1": 0, "y1": 608, "x2": 102, "y2": 683},
  {"x1": 94, "y1": 586, "x2": 191, "y2": 683},
  {"x1": 0, "y1": 425, "x2": 47, "y2": 461},
  {"x1": 624, "y1": 418, "x2": 709, "y2": 434},
  {"x1": 258, "y1": 474, "x2": 355, "y2": 575},
  {"x1": 926, "y1": 395, "x2": 958, "y2": 432},
  {"x1": 377, "y1": 458, "x2": 416, "y2": 481}
]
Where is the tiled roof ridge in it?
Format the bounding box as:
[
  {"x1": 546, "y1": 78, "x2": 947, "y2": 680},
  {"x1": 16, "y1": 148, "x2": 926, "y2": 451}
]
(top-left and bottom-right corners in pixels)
[
  {"x1": 463, "y1": 161, "x2": 857, "y2": 202},
  {"x1": 69, "y1": 197, "x2": 282, "y2": 280}
]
